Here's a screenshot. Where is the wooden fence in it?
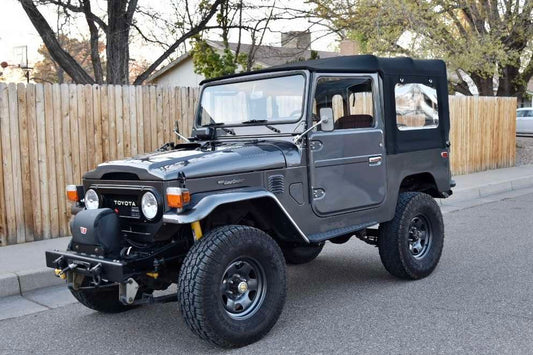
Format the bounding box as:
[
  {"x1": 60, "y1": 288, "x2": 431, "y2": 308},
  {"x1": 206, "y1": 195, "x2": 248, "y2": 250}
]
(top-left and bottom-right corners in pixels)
[
  {"x1": 0, "y1": 83, "x2": 198, "y2": 246},
  {"x1": 449, "y1": 96, "x2": 516, "y2": 175},
  {"x1": 0, "y1": 83, "x2": 516, "y2": 246}
]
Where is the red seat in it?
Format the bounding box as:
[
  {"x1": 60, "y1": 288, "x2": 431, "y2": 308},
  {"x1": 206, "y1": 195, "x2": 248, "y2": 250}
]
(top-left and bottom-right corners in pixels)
[{"x1": 334, "y1": 114, "x2": 373, "y2": 129}]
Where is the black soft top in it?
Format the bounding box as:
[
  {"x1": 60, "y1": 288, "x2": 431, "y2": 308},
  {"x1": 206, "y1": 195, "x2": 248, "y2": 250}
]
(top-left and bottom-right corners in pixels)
[{"x1": 201, "y1": 55, "x2": 447, "y2": 84}]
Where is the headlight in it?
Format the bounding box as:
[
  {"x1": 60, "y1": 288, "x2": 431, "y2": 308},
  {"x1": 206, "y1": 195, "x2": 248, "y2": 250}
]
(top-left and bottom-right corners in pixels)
[
  {"x1": 84, "y1": 189, "x2": 99, "y2": 209},
  {"x1": 141, "y1": 192, "x2": 158, "y2": 220}
]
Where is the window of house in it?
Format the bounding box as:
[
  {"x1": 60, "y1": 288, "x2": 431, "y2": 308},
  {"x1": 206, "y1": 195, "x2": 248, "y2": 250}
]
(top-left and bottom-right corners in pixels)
[
  {"x1": 395, "y1": 83, "x2": 439, "y2": 130},
  {"x1": 314, "y1": 77, "x2": 374, "y2": 130}
]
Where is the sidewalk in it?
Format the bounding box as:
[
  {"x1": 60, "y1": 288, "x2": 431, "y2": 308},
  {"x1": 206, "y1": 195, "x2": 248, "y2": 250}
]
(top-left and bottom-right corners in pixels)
[{"x1": 2, "y1": 163, "x2": 533, "y2": 299}]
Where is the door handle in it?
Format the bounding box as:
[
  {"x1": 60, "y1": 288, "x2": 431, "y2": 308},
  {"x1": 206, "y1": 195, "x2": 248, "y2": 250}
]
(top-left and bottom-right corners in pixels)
[{"x1": 368, "y1": 155, "x2": 382, "y2": 166}]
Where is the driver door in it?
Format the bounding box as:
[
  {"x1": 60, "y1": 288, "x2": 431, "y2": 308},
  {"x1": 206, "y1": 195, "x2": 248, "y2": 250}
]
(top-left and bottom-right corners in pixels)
[{"x1": 309, "y1": 74, "x2": 387, "y2": 215}]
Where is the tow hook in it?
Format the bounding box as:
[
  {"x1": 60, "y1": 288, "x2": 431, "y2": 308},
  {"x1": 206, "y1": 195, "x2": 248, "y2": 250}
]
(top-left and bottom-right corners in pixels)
[
  {"x1": 54, "y1": 268, "x2": 67, "y2": 280},
  {"x1": 54, "y1": 263, "x2": 78, "y2": 279},
  {"x1": 119, "y1": 278, "x2": 139, "y2": 305}
]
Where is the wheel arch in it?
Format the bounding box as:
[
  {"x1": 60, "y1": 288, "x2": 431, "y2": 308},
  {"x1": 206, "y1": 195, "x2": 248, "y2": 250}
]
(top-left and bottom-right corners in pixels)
[
  {"x1": 399, "y1": 172, "x2": 442, "y2": 198},
  {"x1": 162, "y1": 189, "x2": 309, "y2": 243}
]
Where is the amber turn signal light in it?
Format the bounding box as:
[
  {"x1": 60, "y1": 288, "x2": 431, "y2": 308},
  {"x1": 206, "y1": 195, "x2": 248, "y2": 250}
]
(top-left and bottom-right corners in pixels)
[
  {"x1": 167, "y1": 187, "x2": 191, "y2": 209},
  {"x1": 66, "y1": 185, "x2": 79, "y2": 202}
]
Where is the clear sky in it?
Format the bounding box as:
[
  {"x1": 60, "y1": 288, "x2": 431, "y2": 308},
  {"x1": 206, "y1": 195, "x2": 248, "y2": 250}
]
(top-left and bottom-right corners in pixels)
[{"x1": 0, "y1": 0, "x2": 338, "y2": 81}]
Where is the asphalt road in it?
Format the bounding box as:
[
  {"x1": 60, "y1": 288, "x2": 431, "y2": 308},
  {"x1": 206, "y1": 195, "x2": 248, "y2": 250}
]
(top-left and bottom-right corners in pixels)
[{"x1": 1, "y1": 193, "x2": 533, "y2": 355}]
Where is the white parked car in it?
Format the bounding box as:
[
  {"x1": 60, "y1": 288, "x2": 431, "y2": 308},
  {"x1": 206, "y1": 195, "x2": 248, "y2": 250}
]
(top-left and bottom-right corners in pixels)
[{"x1": 517, "y1": 108, "x2": 533, "y2": 134}]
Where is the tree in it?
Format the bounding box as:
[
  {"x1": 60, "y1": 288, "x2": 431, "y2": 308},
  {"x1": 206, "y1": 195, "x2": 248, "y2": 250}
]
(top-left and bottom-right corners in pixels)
[
  {"x1": 309, "y1": 0, "x2": 533, "y2": 97},
  {"x1": 190, "y1": 0, "x2": 295, "y2": 78},
  {"x1": 190, "y1": 0, "x2": 248, "y2": 79},
  {"x1": 33, "y1": 36, "x2": 104, "y2": 84},
  {"x1": 19, "y1": 0, "x2": 225, "y2": 85}
]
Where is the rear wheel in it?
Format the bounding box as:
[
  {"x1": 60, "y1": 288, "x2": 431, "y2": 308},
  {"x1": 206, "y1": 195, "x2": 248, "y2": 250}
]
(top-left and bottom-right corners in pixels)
[
  {"x1": 378, "y1": 192, "x2": 444, "y2": 280},
  {"x1": 178, "y1": 225, "x2": 287, "y2": 348},
  {"x1": 281, "y1": 242, "x2": 324, "y2": 264}
]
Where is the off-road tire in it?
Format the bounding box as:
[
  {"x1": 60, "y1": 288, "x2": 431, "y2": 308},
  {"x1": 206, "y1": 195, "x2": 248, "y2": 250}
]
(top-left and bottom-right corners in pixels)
[
  {"x1": 282, "y1": 242, "x2": 324, "y2": 264},
  {"x1": 378, "y1": 192, "x2": 444, "y2": 280},
  {"x1": 178, "y1": 225, "x2": 287, "y2": 348},
  {"x1": 70, "y1": 284, "x2": 131, "y2": 313}
]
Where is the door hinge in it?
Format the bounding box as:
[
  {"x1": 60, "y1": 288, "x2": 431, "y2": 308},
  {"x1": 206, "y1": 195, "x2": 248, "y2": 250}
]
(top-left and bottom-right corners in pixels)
[
  {"x1": 309, "y1": 140, "x2": 323, "y2": 151},
  {"x1": 312, "y1": 188, "x2": 325, "y2": 199}
]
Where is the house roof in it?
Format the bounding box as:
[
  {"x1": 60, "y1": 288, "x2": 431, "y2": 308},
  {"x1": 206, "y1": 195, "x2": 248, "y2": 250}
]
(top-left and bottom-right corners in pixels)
[
  {"x1": 146, "y1": 52, "x2": 191, "y2": 83},
  {"x1": 146, "y1": 40, "x2": 339, "y2": 83},
  {"x1": 206, "y1": 40, "x2": 339, "y2": 67},
  {"x1": 201, "y1": 55, "x2": 448, "y2": 84}
]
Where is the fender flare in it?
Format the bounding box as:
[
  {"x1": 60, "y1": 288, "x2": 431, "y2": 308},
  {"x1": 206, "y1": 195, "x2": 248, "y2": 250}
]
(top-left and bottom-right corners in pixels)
[{"x1": 162, "y1": 188, "x2": 309, "y2": 243}]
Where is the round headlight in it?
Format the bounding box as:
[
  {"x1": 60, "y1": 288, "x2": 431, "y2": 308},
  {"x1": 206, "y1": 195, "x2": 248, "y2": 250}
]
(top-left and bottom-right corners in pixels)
[
  {"x1": 84, "y1": 189, "x2": 99, "y2": 209},
  {"x1": 141, "y1": 192, "x2": 158, "y2": 220}
]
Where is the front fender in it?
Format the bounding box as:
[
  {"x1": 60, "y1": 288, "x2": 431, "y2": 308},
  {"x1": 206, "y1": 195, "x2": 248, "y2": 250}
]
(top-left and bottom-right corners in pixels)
[{"x1": 162, "y1": 188, "x2": 309, "y2": 242}]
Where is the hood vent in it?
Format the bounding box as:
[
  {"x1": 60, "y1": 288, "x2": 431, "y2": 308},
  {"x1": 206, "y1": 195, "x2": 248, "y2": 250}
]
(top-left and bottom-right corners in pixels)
[
  {"x1": 101, "y1": 172, "x2": 140, "y2": 180},
  {"x1": 268, "y1": 175, "x2": 285, "y2": 195}
]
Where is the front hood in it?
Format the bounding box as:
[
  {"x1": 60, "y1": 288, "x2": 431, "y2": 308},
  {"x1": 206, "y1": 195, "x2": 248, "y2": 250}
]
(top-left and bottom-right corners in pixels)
[{"x1": 84, "y1": 141, "x2": 298, "y2": 181}]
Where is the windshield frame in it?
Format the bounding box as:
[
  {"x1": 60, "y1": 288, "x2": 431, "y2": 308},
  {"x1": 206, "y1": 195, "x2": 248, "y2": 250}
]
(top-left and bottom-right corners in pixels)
[{"x1": 195, "y1": 70, "x2": 310, "y2": 131}]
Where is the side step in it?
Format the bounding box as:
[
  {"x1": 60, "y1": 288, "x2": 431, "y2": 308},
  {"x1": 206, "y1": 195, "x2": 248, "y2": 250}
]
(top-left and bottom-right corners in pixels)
[{"x1": 307, "y1": 222, "x2": 377, "y2": 243}]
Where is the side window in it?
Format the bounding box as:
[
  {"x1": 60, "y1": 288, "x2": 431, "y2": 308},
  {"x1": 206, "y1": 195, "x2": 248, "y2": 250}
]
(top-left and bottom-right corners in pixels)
[
  {"x1": 395, "y1": 83, "x2": 439, "y2": 130},
  {"x1": 314, "y1": 77, "x2": 374, "y2": 130}
]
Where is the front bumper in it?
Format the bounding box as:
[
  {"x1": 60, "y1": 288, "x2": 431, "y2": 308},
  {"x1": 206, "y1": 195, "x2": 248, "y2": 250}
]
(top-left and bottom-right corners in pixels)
[
  {"x1": 46, "y1": 237, "x2": 188, "y2": 284},
  {"x1": 46, "y1": 250, "x2": 127, "y2": 283}
]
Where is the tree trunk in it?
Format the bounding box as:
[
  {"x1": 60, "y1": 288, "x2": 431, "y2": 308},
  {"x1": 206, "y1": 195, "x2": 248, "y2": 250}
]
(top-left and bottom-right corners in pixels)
[
  {"x1": 19, "y1": 0, "x2": 95, "y2": 84},
  {"x1": 82, "y1": 0, "x2": 104, "y2": 84},
  {"x1": 106, "y1": 0, "x2": 136, "y2": 84},
  {"x1": 57, "y1": 67, "x2": 64, "y2": 83},
  {"x1": 471, "y1": 73, "x2": 494, "y2": 96},
  {"x1": 497, "y1": 64, "x2": 521, "y2": 98}
]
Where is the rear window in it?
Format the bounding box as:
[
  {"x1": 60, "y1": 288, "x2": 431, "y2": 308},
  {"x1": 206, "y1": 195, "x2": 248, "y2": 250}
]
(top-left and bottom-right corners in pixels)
[{"x1": 395, "y1": 83, "x2": 439, "y2": 130}]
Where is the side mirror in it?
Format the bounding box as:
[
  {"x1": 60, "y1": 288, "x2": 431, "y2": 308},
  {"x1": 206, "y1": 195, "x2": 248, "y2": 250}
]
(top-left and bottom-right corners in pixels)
[
  {"x1": 319, "y1": 107, "x2": 334, "y2": 132},
  {"x1": 173, "y1": 120, "x2": 190, "y2": 142}
]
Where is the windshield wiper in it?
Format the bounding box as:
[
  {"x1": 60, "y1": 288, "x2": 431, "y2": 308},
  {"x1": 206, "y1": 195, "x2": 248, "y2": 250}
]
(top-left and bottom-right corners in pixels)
[
  {"x1": 242, "y1": 119, "x2": 267, "y2": 124},
  {"x1": 202, "y1": 122, "x2": 235, "y2": 136},
  {"x1": 241, "y1": 119, "x2": 280, "y2": 133}
]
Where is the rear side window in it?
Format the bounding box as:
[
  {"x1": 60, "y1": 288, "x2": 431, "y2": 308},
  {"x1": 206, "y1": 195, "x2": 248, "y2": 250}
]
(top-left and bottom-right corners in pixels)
[
  {"x1": 517, "y1": 110, "x2": 533, "y2": 118},
  {"x1": 395, "y1": 83, "x2": 439, "y2": 130}
]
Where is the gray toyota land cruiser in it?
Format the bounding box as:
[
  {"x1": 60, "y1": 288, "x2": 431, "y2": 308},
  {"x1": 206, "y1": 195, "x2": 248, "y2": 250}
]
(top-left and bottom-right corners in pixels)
[{"x1": 47, "y1": 55, "x2": 453, "y2": 347}]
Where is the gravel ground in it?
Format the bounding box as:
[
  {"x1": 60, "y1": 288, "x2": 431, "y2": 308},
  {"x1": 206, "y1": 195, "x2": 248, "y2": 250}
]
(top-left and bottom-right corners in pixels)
[{"x1": 516, "y1": 136, "x2": 533, "y2": 166}]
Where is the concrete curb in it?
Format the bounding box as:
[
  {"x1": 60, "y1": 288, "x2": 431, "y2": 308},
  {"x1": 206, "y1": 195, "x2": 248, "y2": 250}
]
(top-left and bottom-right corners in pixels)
[
  {"x1": 18, "y1": 268, "x2": 65, "y2": 294},
  {"x1": 441, "y1": 175, "x2": 533, "y2": 206},
  {"x1": 0, "y1": 268, "x2": 64, "y2": 298},
  {"x1": 0, "y1": 273, "x2": 20, "y2": 298}
]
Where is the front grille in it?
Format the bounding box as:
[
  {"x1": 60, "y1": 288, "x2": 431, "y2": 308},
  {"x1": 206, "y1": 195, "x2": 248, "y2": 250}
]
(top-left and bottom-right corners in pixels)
[{"x1": 103, "y1": 194, "x2": 141, "y2": 219}]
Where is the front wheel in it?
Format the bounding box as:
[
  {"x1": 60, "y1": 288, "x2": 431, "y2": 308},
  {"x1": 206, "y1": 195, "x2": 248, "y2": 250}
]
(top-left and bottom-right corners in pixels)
[
  {"x1": 178, "y1": 225, "x2": 287, "y2": 348},
  {"x1": 70, "y1": 282, "x2": 132, "y2": 313},
  {"x1": 378, "y1": 192, "x2": 444, "y2": 280}
]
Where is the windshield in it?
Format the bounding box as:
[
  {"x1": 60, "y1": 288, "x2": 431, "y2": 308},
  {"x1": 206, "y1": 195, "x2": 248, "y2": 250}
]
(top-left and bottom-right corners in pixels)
[{"x1": 198, "y1": 74, "x2": 305, "y2": 126}]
